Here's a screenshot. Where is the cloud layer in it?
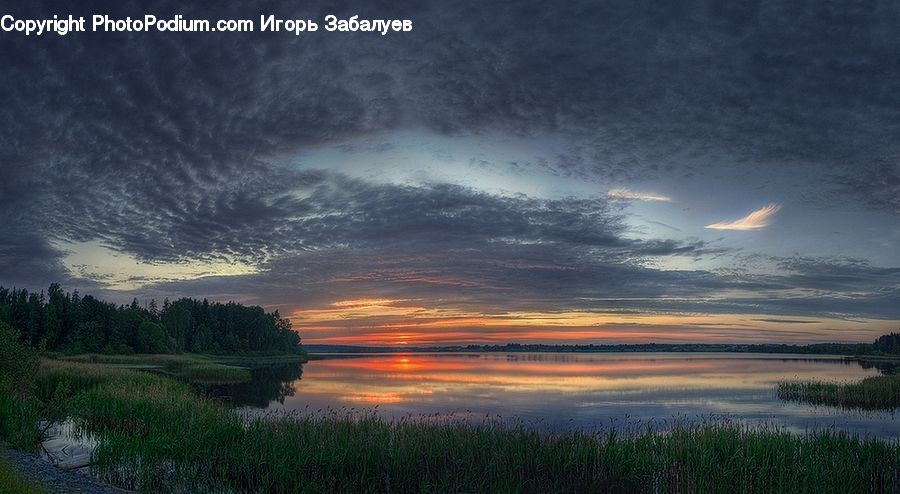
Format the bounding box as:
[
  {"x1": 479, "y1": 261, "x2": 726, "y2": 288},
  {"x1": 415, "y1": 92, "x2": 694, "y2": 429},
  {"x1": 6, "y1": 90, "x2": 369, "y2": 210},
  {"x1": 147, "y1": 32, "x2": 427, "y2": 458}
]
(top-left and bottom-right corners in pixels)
[
  {"x1": 607, "y1": 189, "x2": 672, "y2": 202},
  {"x1": 0, "y1": 0, "x2": 898, "y2": 343}
]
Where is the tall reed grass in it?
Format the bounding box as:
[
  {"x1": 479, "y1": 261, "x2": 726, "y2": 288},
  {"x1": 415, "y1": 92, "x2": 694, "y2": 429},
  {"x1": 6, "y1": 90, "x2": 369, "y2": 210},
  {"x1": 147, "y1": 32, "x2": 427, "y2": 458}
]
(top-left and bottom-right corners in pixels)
[
  {"x1": 0, "y1": 395, "x2": 41, "y2": 449},
  {"x1": 778, "y1": 374, "x2": 900, "y2": 410}
]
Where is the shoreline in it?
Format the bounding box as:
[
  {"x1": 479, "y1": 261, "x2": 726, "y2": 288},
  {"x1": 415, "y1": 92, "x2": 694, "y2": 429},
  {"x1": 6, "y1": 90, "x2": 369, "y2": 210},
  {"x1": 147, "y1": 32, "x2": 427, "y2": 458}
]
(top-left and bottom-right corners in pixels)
[
  {"x1": 3, "y1": 357, "x2": 900, "y2": 492},
  {"x1": 4, "y1": 448, "x2": 130, "y2": 494}
]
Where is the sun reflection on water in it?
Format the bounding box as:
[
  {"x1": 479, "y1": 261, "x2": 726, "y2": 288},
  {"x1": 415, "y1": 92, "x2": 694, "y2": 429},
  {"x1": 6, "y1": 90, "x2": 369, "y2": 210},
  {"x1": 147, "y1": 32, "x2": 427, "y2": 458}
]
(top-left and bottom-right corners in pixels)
[{"x1": 239, "y1": 353, "x2": 900, "y2": 438}]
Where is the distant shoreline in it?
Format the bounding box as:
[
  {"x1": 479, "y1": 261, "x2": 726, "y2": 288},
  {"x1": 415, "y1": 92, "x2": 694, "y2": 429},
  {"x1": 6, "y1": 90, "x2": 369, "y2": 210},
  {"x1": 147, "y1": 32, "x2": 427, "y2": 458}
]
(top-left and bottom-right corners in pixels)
[{"x1": 303, "y1": 342, "x2": 875, "y2": 356}]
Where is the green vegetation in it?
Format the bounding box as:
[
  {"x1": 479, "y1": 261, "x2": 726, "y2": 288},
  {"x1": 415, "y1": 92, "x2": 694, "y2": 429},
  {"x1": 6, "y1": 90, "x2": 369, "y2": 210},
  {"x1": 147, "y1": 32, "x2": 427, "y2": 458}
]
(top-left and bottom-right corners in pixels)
[
  {"x1": 0, "y1": 326, "x2": 41, "y2": 449},
  {"x1": 212, "y1": 353, "x2": 310, "y2": 367},
  {"x1": 58, "y1": 353, "x2": 253, "y2": 384},
  {"x1": 774, "y1": 333, "x2": 900, "y2": 411},
  {"x1": 0, "y1": 283, "x2": 303, "y2": 356},
  {"x1": 874, "y1": 333, "x2": 900, "y2": 355},
  {"x1": 0, "y1": 357, "x2": 896, "y2": 493},
  {"x1": 0, "y1": 453, "x2": 42, "y2": 494},
  {"x1": 778, "y1": 373, "x2": 900, "y2": 411}
]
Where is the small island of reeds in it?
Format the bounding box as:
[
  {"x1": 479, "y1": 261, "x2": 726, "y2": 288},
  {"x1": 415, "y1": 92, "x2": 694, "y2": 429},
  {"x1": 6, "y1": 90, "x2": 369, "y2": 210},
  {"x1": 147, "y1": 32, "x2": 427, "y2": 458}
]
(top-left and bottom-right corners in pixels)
[{"x1": 778, "y1": 367, "x2": 900, "y2": 411}]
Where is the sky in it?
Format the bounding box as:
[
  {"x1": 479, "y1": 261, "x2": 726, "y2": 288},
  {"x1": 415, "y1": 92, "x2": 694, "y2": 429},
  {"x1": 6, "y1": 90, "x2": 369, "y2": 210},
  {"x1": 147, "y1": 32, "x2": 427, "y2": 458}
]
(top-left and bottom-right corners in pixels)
[{"x1": 1, "y1": 0, "x2": 899, "y2": 346}]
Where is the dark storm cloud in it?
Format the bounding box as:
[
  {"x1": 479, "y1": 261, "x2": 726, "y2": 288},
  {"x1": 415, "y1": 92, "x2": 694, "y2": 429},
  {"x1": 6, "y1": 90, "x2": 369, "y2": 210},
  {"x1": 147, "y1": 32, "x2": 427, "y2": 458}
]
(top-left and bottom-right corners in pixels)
[
  {"x1": 775, "y1": 256, "x2": 900, "y2": 292},
  {"x1": 838, "y1": 162, "x2": 900, "y2": 214},
  {"x1": 401, "y1": 0, "x2": 900, "y2": 199},
  {"x1": 62, "y1": 168, "x2": 720, "y2": 270},
  {"x1": 123, "y1": 176, "x2": 898, "y2": 320},
  {"x1": 0, "y1": 229, "x2": 72, "y2": 288},
  {"x1": 1, "y1": 0, "x2": 898, "y2": 325},
  {"x1": 144, "y1": 237, "x2": 900, "y2": 321},
  {"x1": 4, "y1": 0, "x2": 900, "y2": 197}
]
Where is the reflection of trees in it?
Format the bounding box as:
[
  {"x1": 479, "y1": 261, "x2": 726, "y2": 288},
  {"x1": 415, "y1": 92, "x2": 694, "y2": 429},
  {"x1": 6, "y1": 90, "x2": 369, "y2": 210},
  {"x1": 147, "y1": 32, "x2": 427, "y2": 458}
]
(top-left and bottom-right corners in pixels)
[
  {"x1": 195, "y1": 363, "x2": 303, "y2": 407},
  {"x1": 856, "y1": 360, "x2": 899, "y2": 375}
]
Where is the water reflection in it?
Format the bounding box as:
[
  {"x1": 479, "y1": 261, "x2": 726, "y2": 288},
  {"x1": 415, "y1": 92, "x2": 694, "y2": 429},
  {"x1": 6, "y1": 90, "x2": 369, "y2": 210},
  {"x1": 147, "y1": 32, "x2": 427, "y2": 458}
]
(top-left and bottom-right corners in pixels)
[
  {"x1": 857, "y1": 359, "x2": 900, "y2": 374},
  {"x1": 194, "y1": 363, "x2": 303, "y2": 407},
  {"x1": 227, "y1": 353, "x2": 900, "y2": 439}
]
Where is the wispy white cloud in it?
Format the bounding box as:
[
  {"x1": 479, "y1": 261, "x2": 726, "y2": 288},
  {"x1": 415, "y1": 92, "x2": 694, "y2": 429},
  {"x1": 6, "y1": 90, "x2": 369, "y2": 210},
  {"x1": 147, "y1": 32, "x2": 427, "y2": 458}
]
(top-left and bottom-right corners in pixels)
[
  {"x1": 607, "y1": 188, "x2": 672, "y2": 202},
  {"x1": 706, "y1": 203, "x2": 782, "y2": 231}
]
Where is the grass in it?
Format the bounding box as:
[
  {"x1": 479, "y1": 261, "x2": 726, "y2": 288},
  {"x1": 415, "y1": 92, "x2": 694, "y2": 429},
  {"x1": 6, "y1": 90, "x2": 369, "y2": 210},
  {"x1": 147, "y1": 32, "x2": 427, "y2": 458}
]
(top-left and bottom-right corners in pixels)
[
  {"x1": 8, "y1": 360, "x2": 898, "y2": 493},
  {"x1": 0, "y1": 452, "x2": 43, "y2": 494},
  {"x1": 212, "y1": 353, "x2": 308, "y2": 367},
  {"x1": 57, "y1": 353, "x2": 253, "y2": 384},
  {"x1": 0, "y1": 394, "x2": 41, "y2": 450},
  {"x1": 777, "y1": 373, "x2": 900, "y2": 411}
]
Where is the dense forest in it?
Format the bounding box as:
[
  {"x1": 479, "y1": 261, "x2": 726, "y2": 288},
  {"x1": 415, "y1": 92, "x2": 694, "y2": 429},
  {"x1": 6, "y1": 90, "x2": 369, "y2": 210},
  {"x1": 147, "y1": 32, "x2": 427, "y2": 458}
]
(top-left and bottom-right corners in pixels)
[
  {"x1": 873, "y1": 333, "x2": 900, "y2": 354},
  {"x1": 0, "y1": 284, "x2": 302, "y2": 355}
]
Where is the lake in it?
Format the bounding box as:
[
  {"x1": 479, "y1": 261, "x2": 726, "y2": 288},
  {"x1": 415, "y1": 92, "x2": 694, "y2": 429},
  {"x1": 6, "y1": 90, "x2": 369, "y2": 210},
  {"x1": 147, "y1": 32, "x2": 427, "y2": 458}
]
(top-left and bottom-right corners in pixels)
[{"x1": 203, "y1": 352, "x2": 900, "y2": 439}]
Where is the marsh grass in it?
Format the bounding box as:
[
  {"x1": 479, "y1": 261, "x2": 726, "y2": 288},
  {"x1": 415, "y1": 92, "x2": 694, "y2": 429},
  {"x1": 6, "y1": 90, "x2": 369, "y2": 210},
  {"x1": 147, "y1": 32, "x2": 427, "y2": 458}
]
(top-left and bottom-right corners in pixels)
[
  {"x1": 58, "y1": 353, "x2": 252, "y2": 384},
  {"x1": 0, "y1": 328, "x2": 42, "y2": 449},
  {"x1": 778, "y1": 373, "x2": 900, "y2": 411},
  {"x1": 212, "y1": 353, "x2": 308, "y2": 367},
  {"x1": 26, "y1": 360, "x2": 900, "y2": 493},
  {"x1": 0, "y1": 395, "x2": 41, "y2": 449}
]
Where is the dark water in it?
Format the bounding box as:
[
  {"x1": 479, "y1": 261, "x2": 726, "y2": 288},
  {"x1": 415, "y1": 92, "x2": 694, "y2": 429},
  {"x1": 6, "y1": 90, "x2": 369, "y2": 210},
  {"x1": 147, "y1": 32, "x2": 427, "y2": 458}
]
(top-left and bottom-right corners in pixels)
[
  {"x1": 194, "y1": 363, "x2": 304, "y2": 408},
  {"x1": 204, "y1": 352, "x2": 900, "y2": 439}
]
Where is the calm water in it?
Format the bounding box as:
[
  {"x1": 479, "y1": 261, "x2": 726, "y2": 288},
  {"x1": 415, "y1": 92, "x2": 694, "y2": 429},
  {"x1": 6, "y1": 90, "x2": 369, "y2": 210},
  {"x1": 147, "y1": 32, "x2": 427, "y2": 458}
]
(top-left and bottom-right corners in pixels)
[{"x1": 206, "y1": 352, "x2": 899, "y2": 439}]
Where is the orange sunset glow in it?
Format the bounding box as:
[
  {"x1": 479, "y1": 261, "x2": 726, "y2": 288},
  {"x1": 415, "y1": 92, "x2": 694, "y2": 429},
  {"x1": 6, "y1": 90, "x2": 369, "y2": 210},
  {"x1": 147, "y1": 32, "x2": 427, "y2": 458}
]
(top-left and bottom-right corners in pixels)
[
  {"x1": 266, "y1": 353, "x2": 881, "y2": 408},
  {"x1": 290, "y1": 298, "x2": 896, "y2": 346}
]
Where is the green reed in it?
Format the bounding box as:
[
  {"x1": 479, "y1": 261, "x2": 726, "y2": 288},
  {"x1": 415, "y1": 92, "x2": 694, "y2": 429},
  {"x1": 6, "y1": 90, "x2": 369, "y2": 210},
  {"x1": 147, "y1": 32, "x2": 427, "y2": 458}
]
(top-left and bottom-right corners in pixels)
[
  {"x1": 57, "y1": 353, "x2": 253, "y2": 384},
  {"x1": 778, "y1": 373, "x2": 900, "y2": 411},
  {"x1": 0, "y1": 395, "x2": 41, "y2": 450}
]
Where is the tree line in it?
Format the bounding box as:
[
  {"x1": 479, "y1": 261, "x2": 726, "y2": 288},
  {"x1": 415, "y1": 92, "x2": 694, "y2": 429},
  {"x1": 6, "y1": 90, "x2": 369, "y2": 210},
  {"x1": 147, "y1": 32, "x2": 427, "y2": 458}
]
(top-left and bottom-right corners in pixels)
[
  {"x1": 873, "y1": 333, "x2": 900, "y2": 354},
  {"x1": 0, "y1": 284, "x2": 302, "y2": 355},
  {"x1": 309, "y1": 339, "x2": 900, "y2": 356}
]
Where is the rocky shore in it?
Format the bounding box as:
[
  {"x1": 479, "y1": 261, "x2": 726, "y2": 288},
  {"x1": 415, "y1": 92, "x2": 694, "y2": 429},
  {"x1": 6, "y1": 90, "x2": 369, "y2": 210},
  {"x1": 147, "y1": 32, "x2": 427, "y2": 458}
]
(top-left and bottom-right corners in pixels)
[{"x1": 4, "y1": 449, "x2": 128, "y2": 494}]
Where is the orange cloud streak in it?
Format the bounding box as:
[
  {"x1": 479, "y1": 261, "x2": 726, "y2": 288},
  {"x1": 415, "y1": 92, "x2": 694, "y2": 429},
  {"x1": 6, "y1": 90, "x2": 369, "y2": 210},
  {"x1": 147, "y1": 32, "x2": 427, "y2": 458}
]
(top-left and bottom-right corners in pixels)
[{"x1": 289, "y1": 297, "x2": 894, "y2": 346}]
